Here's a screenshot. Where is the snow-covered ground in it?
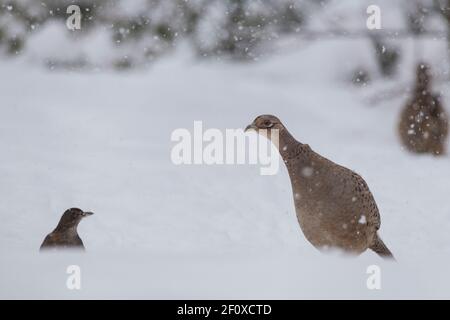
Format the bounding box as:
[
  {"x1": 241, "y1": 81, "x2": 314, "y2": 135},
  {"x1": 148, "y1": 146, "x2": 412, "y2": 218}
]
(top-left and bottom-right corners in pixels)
[{"x1": 1, "y1": 38, "x2": 450, "y2": 299}]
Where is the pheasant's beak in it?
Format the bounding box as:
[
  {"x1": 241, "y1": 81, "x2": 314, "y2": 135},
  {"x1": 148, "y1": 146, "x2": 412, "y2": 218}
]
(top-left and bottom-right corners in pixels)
[{"x1": 245, "y1": 123, "x2": 257, "y2": 132}]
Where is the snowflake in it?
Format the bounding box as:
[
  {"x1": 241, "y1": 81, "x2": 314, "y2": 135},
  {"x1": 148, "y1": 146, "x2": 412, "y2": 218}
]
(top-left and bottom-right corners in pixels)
[{"x1": 358, "y1": 215, "x2": 367, "y2": 224}]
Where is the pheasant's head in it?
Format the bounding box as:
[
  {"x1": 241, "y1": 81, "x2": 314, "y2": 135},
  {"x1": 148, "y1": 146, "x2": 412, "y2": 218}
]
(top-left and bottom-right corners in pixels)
[
  {"x1": 245, "y1": 114, "x2": 284, "y2": 141},
  {"x1": 416, "y1": 62, "x2": 432, "y2": 89}
]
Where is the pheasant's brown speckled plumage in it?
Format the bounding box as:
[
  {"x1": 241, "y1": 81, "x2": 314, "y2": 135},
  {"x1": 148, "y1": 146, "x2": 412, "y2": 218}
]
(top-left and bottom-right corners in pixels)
[
  {"x1": 398, "y1": 63, "x2": 448, "y2": 155},
  {"x1": 246, "y1": 115, "x2": 394, "y2": 259}
]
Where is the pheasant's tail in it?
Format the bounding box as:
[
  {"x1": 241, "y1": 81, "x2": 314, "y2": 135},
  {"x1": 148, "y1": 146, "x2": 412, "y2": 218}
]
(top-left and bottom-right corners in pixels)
[{"x1": 370, "y1": 234, "x2": 396, "y2": 261}]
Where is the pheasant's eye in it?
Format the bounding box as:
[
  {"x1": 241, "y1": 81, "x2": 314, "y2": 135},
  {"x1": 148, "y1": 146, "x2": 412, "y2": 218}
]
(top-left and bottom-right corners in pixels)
[{"x1": 264, "y1": 120, "x2": 273, "y2": 128}]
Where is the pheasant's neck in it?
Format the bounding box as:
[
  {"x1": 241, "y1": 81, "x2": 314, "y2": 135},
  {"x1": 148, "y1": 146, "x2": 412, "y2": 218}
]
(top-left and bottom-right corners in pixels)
[
  {"x1": 276, "y1": 128, "x2": 316, "y2": 194},
  {"x1": 415, "y1": 83, "x2": 430, "y2": 96},
  {"x1": 413, "y1": 84, "x2": 435, "y2": 108},
  {"x1": 277, "y1": 128, "x2": 310, "y2": 161}
]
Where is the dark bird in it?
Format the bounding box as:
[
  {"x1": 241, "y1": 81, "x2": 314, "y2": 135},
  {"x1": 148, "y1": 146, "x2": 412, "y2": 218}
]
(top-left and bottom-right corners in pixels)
[
  {"x1": 398, "y1": 62, "x2": 448, "y2": 155},
  {"x1": 40, "y1": 208, "x2": 94, "y2": 251},
  {"x1": 246, "y1": 115, "x2": 394, "y2": 259}
]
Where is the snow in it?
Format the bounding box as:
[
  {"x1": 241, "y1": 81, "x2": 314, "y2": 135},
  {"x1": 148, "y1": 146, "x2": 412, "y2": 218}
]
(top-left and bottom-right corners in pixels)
[
  {"x1": 359, "y1": 215, "x2": 367, "y2": 224},
  {"x1": 301, "y1": 167, "x2": 314, "y2": 178},
  {"x1": 25, "y1": 22, "x2": 114, "y2": 66},
  {"x1": 1, "y1": 34, "x2": 450, "y2": 299}
]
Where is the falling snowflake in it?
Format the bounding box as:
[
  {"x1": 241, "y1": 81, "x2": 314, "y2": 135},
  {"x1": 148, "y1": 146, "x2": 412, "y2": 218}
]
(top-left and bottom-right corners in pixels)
[
  {"x1": 358, "y1": 215, "x2": 367, "y2": 224},
  {"x1": 301, "y1": 167, "x2": 314, "y2": 177}
]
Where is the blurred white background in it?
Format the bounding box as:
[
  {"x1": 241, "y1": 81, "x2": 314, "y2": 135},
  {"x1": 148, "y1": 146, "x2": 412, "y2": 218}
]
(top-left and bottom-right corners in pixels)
[{"x1": 1, "y1": 0, "x2": 450, "y2": 299}]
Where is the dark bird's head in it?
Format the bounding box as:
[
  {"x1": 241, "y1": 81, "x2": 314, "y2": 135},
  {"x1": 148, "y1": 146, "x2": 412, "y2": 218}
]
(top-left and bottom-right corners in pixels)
[
  {"x1": 245, "y1": 115, "x2": 285, "y2": 141},
  {"x1": 56, "y1": 208, "x2": 94, "y2": 230}
]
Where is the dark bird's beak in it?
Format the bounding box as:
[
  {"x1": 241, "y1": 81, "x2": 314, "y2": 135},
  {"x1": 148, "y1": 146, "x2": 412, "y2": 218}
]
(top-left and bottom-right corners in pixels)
[
  {"x1": 82, "y1": 211, "x2": 94, "y2": 217},
  {"x1": 245, "y1": 123, "x2": 257, "y2": 132}
]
